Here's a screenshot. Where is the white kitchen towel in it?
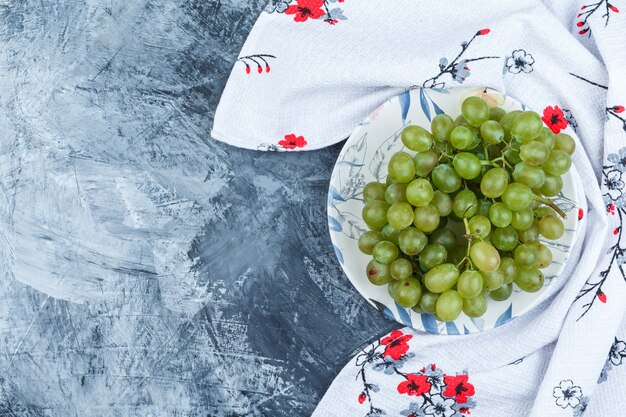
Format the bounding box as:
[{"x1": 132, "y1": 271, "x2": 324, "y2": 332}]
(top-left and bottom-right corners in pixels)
[{"x1": 212, "y1": 0, "x2": 626, "y2": 415}]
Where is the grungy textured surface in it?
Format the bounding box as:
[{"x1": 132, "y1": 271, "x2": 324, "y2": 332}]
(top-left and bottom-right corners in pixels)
[{"x1": 0, "y1": 1, "x2": 397, "y2": 416}]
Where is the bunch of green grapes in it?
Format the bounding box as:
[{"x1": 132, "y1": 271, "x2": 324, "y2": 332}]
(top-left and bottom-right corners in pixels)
[{"x1": 358, "y1": 96, "x2": 575, "y2": 322}]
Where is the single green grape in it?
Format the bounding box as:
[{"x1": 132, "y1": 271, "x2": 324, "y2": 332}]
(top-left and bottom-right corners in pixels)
[
  {"x1": 452, "y1": 189, "x2": 478, "y2": 218},
  {"x1": 386, "y1": 176, "x2": 395, "y2": 186},
  {"x1": 385, "y1": 183, "x2": 408, "y2": 204},
  {"x1": 457, "y1": 269, "x2": 483, "y2": 299},
  {"x1": 414, "y1": 204, "x2": 440, "y2": 232},
  {"x1": 358, "y1": 231, "x2": 384, "y2": 255},
  {"x1": 480, "y1": 120, "x2": 504, "y2": 144},
  {"x1": 372, "y1": 241, "x2": 399, "y2": 264},
  {"x1": 402, "y1": 125, "x2": 434, "y2": 152},
  {"x1": 491, "y1": 226, "x2": 519, "y2": 252},
  {"x1": 462, "y1": 293, "x2": 488, "y2": 317},
  {"x1": 429, "y1": 228, "x2": 458, "y2": 252},
  {"x1": 388, "y1": 279, "x2": 400, "y2": 298},
  {"x1": 362, "y1": 201, "x2": 390, "y2": 230},
  {"x1": 489, "y1": 107, "x2": 506, "y2": 122},
  {"x1": 554, "y1": 133, "x2": 576, "y2": 155},
  {"x1": 535, "y1": 127, "x2": 556, "y2": 149},
  {"x1": 462, "y1": 96, "x2": 490, "y2": 127},
  {"x1": 381, "y1": 224, "x2": 401, "y2": 245},
  {"x1": 480, "y1": 167, "x2": 509, "y2": 198},
  {"x1": 468, "y1": 215, "x2": 491, "y2": 239},
  {"x1": 489, "y1": 202, "x2": 513, "y2": 228},
  {"x1": 432, "y1": 164, "x2": 462, "y2": 193},
  {"x1": 511, "y1": 208, "x2": 534, "y2": 230},
  {"x1": 500, "y1": 110, "x2": 522, "y2": 140},
  {"x1": 419, "y1": 291, "x2": 439, "y2": 314},
  {"x1": 542, "y1": 149, "x2": 572, "y2": 176},
  {"x1": 387, "y1": 202, "x2": 415, "y2": 229},
  {"x1": 499, "y1": 257, "x2": 518, "y2": 284},
  {"x1": 539, "y1": 174, "x2": 563, "y2": 197},
  {"x1": 538, "y1": 215, "x2": 564, "y2": 239},
  {"x1": 398, "y1": 227, "x2": 428, "y2": 256},
  {"x1": 424, "y1": 263, "x2": 460, "y2": 293},
  {"x1": 390, "y1": 258, "x2": 413, "y2": 280},
  {"x1": 366, "y1": 259, "x2": 391, "y2": 285},
  {"x1": 436, "y1": 289, "x2": 463, "y2": 321},
  {"x1": 477, "y1": 199, "x2": 493, "y2": 217},
  {"x1": 450, "y1": 126, "x2": 478, "y2": 150},
  {"x1": 504, "y1": 148, "x2": 522, "y2": 165},
  {"x1": 430, "y1": 190, "x2": 453, "y2": 216},
  {"x1": 453, "y1": 152, "x2": 482, "y2": 179},
  {"x1": 490, "y1": 283, "x2": 513, "y2": 301},
  {"x1": 363, "y1": 182, "x2": 387, "y2": 202},
  {"x1": 531, "y1": 242, "x2": 553, "y2": 269},
  {"x1": 388, "y1": 152, "x2": 417, "y2": 183},
  {"x1": 515, "y1": 268, "x2": 544, "y2": 292},
  {"x1": 419, "y1": 244, "x2": 447, "y2": 270},
  {"x1": 535, "y1": 206, "x2": 557, "y2": 219},
  {"x1": 481, "y1": 270, "x2": 504, "y2": 291},
  {"x1": 518, "y1": 222, "x2": 540, "y2": 243},
  {"x1": 512, "y1": 162, "x2": 546, "y2": 189},
  {"x1": 514, "y1": 243, "x2": 537, "y2": 268},
  {"x1": 520, "y1": 141, "x2": 550, "y2": 165},
  {"x1": 406, "y1": 178, "x2": 434, "y2": 207},
  {"x1": 511, "y1": 111, "x2": 543, "y2": 142},
  {"x1": 455, "y1": 115, "x2": 469, "y2": 127},
  {"x1": 413, "y1": 150, "x2": 439, "y2": 177},
  {"x1": 501, "y1": 183, "x2": 534, "y2": 211},
  {"x1": 393, "y1": 277, "x2": 422, "y2": 308},
  {"x1": 431, "y1": 114, "x2": 456, "y2": 142},
  {"x1": 470, "y1": 241, "x2": 501, "y2": 272}
]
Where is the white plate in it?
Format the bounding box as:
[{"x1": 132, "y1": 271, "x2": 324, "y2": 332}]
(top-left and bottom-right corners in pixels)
[{"x1": 327, "y1": 87, "x2": 585, "y2": 334}]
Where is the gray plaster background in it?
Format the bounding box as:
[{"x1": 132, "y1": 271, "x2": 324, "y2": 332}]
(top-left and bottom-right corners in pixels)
[{"x1": 0, "y1": 1, "x2": 397, "y2": 416}]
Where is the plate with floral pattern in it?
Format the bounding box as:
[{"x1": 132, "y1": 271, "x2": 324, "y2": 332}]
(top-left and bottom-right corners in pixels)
[{"x1": 327, "y1": 87, "x2": 585, "y2": 334}]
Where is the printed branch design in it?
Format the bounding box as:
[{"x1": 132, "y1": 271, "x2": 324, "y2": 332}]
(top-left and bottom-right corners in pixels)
[
  {"x1": 237, "y1": 54, "x2": 277, "y2": 74},
  {"x1": 576, "y1": 0, "x2": 620, "y2": 35}
]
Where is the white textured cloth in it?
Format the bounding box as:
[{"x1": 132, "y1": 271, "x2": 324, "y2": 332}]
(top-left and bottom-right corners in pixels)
[{"x1": 212, "y1": 0, "x2": 626, "y2": 415}]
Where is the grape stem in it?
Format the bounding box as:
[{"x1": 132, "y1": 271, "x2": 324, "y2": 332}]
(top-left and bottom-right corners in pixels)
[
  {"x1": 534, "y1": 195, "x2": 567, "y2": 219},
  {"x1": 460, "y1": 218, "x2": 475, "y2": 270}
]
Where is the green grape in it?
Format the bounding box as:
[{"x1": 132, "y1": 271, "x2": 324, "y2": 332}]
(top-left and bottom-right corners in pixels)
[
  {"x1": 538, "y1": 215, "x2": 564, "y2": 239},
  {"x1": 366, "y1": 259, "x2": 391, "y2": 285},
  {"x1": 453, "y1": 152, "x2": 482, "y2": 179},
  {"x1": 388, "y1": 152, "x2": 417, "y2": 183},
  {"x1": 501, "y1": 183, "x2": 534, "y2": 211},
  {"x1": 431, "y1": 190, "x2": 453, "y2": 216},
  {"x1": 406, "y1": 178, "x2": 434, "y2": 207},
  {"x1": 480, "y1": 167, "x2": 509, "y2": 198},
  {"x1": 419, "y1": 291, "x2": 439, "y2": 314},
  {"x1": 413, "y1": 204, "x2": 440, "y2": 232},
  {"x1": 531, "y1": 242, "x2": 553, "y2": 269},
  {"x1": 481, "y1": 270, "x2": 504, "y2": 291},
  {"x1": 363, "y1": 182, "x2": 387, "y2": 202},
  {"x1": 480, "y1": 120, "x2": 504, "y2": 144},
  {"x1": 386, "y1": 176, "x2": 395, "y2": 186},
  {"x1": 539, "y1": 174, "x2": 563, "y2": 197},
  {"x1": 535, "y1": 206, "x2": 557, "y2": 219},
  {"x1": 511, "y1": 111, "x2": 543, "y2": 142},
  {"x1": 462, "y1": 293, "x2": 488, "y2": 317},
  {"x1": 468, "y1": 215, "x2": 491, "y2": 239},
  {"x1": 413, "y1": 150, "x2": 439, "y2": 177},
  {"x1": 511, "y1": 208, "x2": 534, "y2": 230},
  {"x1": 520, "y1": 141, "x2": 550, "y2": 165},
  {"x1": 447, "y1": 245, "x2": 467, "y2": 265},
  {"x1": 387, "y1": 202, "x2": 415, "y2": 229},
  {"x1": 504, "y1": 148, "x2": 522, "y2": 165},
  {"x1": 518, "y1": 222, "x2": 539, "y2": 243},
  {"x1": 542, "y1": 149, "x2": 572, "y2": 176},
  {"x1": 490, "y1": 283, "x2": 513, "y2": 301},
  {"x1": 455, "y1": 115, "x2": 469, "y2": 127},
  {"x1": 424, "y1": 263, "x2": 460, "y2": 293},
  {"x1": 499, "y1": 257, "x2": 517, "y2": 284},
  {"x1": 554, "y1": 133, "x2": 576, "y2": 155},
  {"x1": 402, "y1": 125, "x2": 434, "y2": 152},
  {"x1": 535, "y1": 127, "x2": 556, "y2": 149},
  {"x1": 450, "y1": 126, "x2": 478, "y2": 150},
  {"x1": 436, "y1": 289, "x2": 463, "y2": 321},
  {"x1": 430, "y1": 229, "x2": 458, "y2": 252},
  {"x1": 500, "y1": 110, "x2": 522, "y2": 139},
  {"x1": 452, "y1": 189, "x2": 478, "y2": 218},
  {"x1": 477, "y1": 199, "x2": 493, "y2": 217},
  {"x1": 515, "y1": 268, "x2": 544, "y2": 292},
  {"x1": 372, "y1": 241, "x2": 399, "y2": 264},
  {"x1": 457, "y1": 270, "x2": 483, "y2": 299},
  {"x1": 393, "y1": 277, "x2": 422, "y2": 307},
  {"x1": 489, "y1": 202, "x2": 513, "y2": 228},
  {"x1": 470, "y1": 241, "x2": 501, "y2": 272},
  {"x1": 358, "y1": 231, "x2": 384, "y2": 255},
  {"x1": 398, "y1": 227, "x2": 428, "y2": 256},
  {"x1": 514, "y1": 243, "x2": 537, "y2": 268},
  {"x1": 381, "y1": 224, "x2": 401, "y2": 245},
  {"x1": 388, "y1": 279, "x2": 400, "y2": 298},
  {"x1": 362, "y1": 201, "x2": 390, "y2": 230},
  {"x1": 390, "y1": 258, "x2": 413, "y2": 280},
  {"x1": 512, "y1": 162, "x2": 546, "y2": 189},
  {"x1": 431, "y1": 114, "x2": 456, "y2": 142},
  {"x1": 419, "y1": 244, "x2": 447, "y2": 270},
  {"x1": 385, "y1": 183, "x2": 408, "y2": 204},
  {"x1": 489, "y1": 107, "x2": 506, "y2": 122},
  {"x1": 462, "y1": 96, "x2": 490, "y2": 127},
  {"x1": 491, "y1": 226, "x2": 519, "y2": 252},
  {"x1": 432, "y1": 164, "x2": 462, "y2": 193}
]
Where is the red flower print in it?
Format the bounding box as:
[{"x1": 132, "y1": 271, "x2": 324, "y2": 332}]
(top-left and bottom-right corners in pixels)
[
  {"x1": 380, "y1": 330, "x2": 412, "y2": 360},
  {"x1": 608, "y1": 203, "x2": 616, "y2": 215},
  {"x1": 358, "y1": 392, "x2": 367, "y2": 404},
  {"x1": 609, "y1": 5, "x2": 619, "y2": 12},
  {"x1": 443, "y1": 374, "x2": 475, "y2": 404},
  {"x1": 285, "y1": 0, "x2": 325, "y2": 22},
  {"x1": 542, "y1": 105, "x2": 569, "y2": 134},
  {"x1": 613, "y1": 105, "x2": 625, "y2": 114},
  {"x1": 278, "y1": 133, "x2": 307, "y2": 150},
  {"x1": 598, "y1": 291, "x2": 607, "y2": 303},
  {"x1": 578, "y1": 208, "x2": 584, "y2": 220},
  {"x1": 459, "y1": 408, "x2": 471, "y2": 415},
  {"x1": 477, "y1": 28, "x2": 490, "y2": 35},
  {"x1": 397, "y1": 374, "x2": 431, "y2": 396}
]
